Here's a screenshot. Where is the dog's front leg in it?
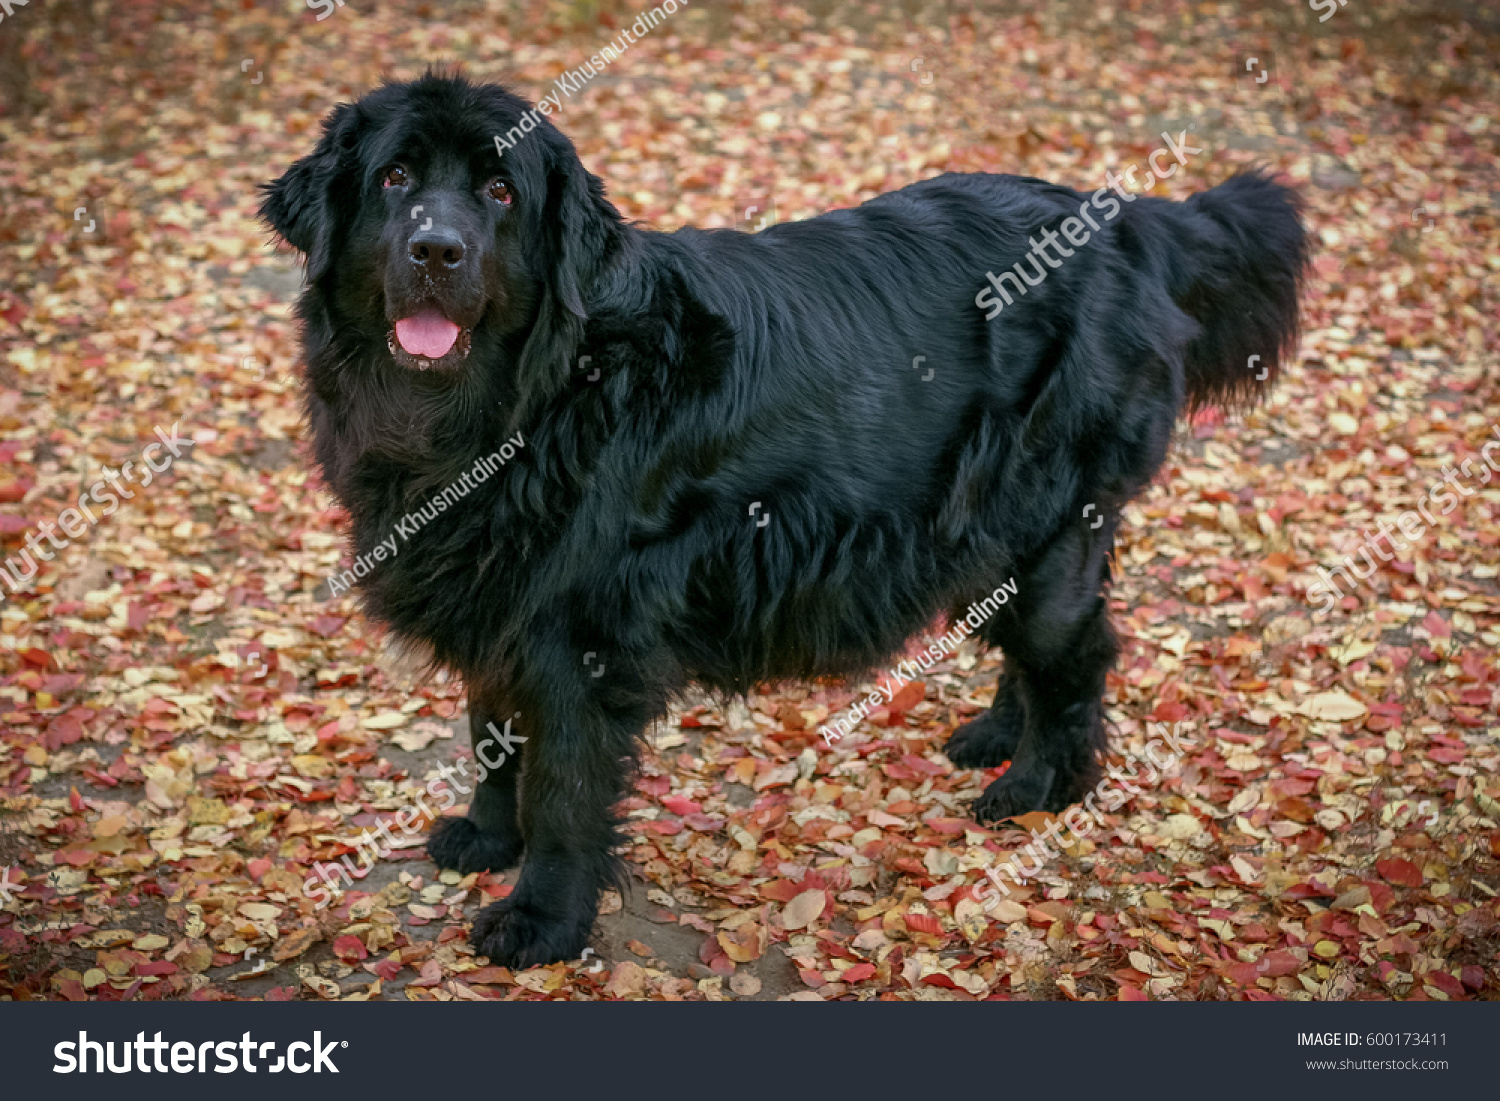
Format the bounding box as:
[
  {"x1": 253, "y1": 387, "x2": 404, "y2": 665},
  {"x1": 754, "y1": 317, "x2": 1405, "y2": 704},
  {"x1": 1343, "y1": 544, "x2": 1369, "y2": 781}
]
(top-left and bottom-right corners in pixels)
[
  {"x1": 427, "y1": 683, "x2": 526, "y2": 874},
  {"x1": 467, "y1": 644, "x2": 644, "y2": 969}
]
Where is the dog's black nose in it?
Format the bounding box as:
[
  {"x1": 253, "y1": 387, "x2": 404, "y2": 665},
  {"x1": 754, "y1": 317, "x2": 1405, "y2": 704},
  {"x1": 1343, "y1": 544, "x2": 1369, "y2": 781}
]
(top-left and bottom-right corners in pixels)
[{"x1": 408, "y1": 227, "x2": 466, "y2": 269}]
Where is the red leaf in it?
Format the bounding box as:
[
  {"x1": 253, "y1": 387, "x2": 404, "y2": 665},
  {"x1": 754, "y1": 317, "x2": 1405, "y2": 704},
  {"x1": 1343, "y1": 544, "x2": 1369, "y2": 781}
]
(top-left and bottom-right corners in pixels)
[
  {"x1": 635, "y1": 774, "x2": 670, "y2": 796},
  {"x1": 307, "y1": 615, "x2": 346, "y2": 638},
  {"x1": 759, "y1": 879, "x2": 803, "y2": 902},
  {"x1": 904, "y1": 913, "x2": 944, "y2": 936},
  {"x1": 1149, "y1": 700, "x2": 1189, "y2": 723},
  {"x1": 364, "y1": 957, "x2": 402, "y2": 981},
  {"x1": 898, "y1": 754, "x2": 946, "y2": 776},
  {"x1": 1376, "y1": 857, "x2": 1423, "y2": 888},
  {"x1": 1118, "y1": 984, "x2": 1150, "y2": 1001},
  {"x1": 408, "y1": 959, "x2": 443, "y2": 987},
  {"x1": 887, "y1": 680, "x2": 925, "y2": 714},
  {"x1": 1224, "y1": 961, "x2": 1261, "y2": 985},
  {"x1": 464, "y1": 966, "x2": 514, "y2": 985},
  {"x1": 1259, "y1": 951, "x2": 1301, "y2": 978},
  {"x1": 1425, "y1": 970, "x2": 1464, "y2": 998},
  {"x1": 842, "y1": 962, "x2": 876, "y2": 983},
  {"x1": 332, "y1": 935, "x2": 368, "y2": 962}
]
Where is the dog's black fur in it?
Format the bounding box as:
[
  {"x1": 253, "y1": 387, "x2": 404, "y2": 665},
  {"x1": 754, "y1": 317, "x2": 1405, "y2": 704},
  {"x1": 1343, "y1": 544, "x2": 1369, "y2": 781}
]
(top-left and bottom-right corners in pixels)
[{"x1": 262, "y1": 74, "x2": 1308, "y2": 967}]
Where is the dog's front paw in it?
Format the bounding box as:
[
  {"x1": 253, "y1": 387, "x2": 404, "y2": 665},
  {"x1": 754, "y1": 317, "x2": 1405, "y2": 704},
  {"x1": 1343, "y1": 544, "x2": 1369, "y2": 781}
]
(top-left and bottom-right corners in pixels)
[
  {"x1": 972, "y1": 763, "x2": 1058, "y2": 824},
  {"x1": 470, "y1": 896, "x2": 592, "y2": 969},
  {"x1": 944, "y1": 709, "x2": 1023, "y2": 769},
  {"x1": 427, "y1": 815, "x2": 524, "y2": 875}
]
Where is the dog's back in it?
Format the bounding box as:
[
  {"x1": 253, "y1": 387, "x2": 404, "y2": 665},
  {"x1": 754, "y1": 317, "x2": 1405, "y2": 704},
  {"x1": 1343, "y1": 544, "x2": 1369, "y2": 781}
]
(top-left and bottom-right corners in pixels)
[{"x1": 606, "y1": 169, "x2": 1306, "y2": 673}]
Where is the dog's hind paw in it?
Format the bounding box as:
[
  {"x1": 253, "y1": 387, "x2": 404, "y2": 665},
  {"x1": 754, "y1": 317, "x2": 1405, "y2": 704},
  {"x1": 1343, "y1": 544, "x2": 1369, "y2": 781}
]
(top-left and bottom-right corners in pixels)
[
  {"x1": 944, "y1": 709, "x2": 1023, "y2": 770},
  {"x1": 470, "y1": 896, "x2": 592, "y2": 969},
  {"x1": 427, "y1": 815, "x2": 523, "y2": 874},
  {"x1": 944, "y1": 672, "x2": 1025, "y2": 769},
  {"x1": 971, "y1": 763, "x2": 1058, "y2": 824}
]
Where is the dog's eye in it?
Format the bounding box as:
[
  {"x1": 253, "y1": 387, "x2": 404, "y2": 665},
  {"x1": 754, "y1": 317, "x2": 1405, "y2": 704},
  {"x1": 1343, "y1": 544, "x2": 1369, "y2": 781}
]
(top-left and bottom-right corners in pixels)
[
  {"x1": 382, "y1": 165, "x2": 409, "y2": 189},
  {"x1": 485, "y1": 179, "x2": 512, "y2": 205}
]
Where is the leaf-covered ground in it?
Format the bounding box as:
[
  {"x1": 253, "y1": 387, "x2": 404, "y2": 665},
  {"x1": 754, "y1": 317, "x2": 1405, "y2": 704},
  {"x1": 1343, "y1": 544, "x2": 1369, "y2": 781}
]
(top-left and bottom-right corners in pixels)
[{"x1": 1, "y1": 0, "x2": 1497, "y2": 1001}]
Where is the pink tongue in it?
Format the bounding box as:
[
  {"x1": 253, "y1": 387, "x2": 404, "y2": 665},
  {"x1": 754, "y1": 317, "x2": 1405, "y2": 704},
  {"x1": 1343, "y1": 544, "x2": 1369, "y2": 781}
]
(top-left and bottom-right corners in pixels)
[{"x1": 394, "y1": 315, "x2": 460, "y2": 359}]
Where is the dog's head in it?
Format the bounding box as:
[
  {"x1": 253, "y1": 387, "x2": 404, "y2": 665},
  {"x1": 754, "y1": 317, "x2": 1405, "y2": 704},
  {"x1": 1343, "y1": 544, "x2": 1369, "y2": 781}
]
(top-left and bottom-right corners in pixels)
[{"x1": 261, "y1": 73, "x2": 621, "y2": 393}]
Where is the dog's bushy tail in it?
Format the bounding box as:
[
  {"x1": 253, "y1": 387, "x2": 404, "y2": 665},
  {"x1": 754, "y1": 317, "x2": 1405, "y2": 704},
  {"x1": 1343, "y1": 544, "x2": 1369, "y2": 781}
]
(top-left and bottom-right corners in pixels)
[{"x1": 1153, "y1": 170, "x2": 1310, "y2": 414}]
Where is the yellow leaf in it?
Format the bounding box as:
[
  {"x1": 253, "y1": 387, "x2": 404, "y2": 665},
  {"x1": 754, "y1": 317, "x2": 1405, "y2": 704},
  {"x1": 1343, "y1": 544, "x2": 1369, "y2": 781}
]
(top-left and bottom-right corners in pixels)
[
  {"x1": 1129, "y1": 950, "x2": 1166, "y2": 976},
  {"x1": 988, "y1": 899, "x2": 1028, "y2": 923},
  {"x1": 1160, "y1": 814, "x2": 1199, "y2": 840},
  {"x1": 1009, "y1": 811, "x2": 1058, "y2": 832},
  {"x1": 291, "y1": 755, "x2": 334, "y2": 779},
  {"x1": 604, "y1": 960, "x2": 648, "y2": 998},
  {"x1": 391, "y1": 727, "x2": 435, "y2": 752},
  {"x1": 71, "y1": 929, "x2": 134, "y2": 950},
  {"x1": 954, "y1": 897, "x2": 987, "y2": 943},
  {"x1": 1200, "y1": 918, "x2": 1235, "y2": 941},
  {"x1": 92, "y1": 814, "x2": 130, "y2": 838},
  {"x1": 717, "y1": 922, "x2": 765, "y2": 963},
  {"x1": 1297, "y1": 691, "x2": 1366, "y2": 722},
  {"x1": 272, "y1": 925, "x2": 323, "y2": 962},
  {"x1": 729, "y1": 972, "x2": 762, "y2": 997},
  {"x1": 782, "y1": 889, "x2": 826, "y2": 930}
]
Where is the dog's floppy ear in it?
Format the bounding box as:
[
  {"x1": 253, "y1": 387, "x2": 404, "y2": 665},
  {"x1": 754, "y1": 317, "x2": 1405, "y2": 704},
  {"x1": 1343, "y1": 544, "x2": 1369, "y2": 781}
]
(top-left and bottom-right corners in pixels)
[
  {"x1": 259, "y1": 103, "x2": 360, "y2": 283},
  {"x1": 516, "y1": 133, "x2": 623, "y2": 406}
]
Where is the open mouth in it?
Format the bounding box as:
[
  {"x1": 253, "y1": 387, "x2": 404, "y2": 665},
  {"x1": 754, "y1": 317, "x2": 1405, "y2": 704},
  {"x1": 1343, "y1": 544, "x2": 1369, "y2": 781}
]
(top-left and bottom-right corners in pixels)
[{"x1": 387, "y1": 311, "x2": 473, "y2": 371}]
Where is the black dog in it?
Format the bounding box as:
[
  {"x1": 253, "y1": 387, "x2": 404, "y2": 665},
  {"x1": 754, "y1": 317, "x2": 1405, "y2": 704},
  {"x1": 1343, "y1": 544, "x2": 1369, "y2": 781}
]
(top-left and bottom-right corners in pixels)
[{"x1": 262, "y1": 74, "x2": 1307, "y2": 967}]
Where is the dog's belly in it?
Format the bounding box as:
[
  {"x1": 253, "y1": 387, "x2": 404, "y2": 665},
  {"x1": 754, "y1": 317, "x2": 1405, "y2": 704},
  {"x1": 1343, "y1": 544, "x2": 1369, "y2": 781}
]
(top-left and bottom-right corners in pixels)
[{"x1": 663, "y1": 529, "x2": 950, "y2": 693}]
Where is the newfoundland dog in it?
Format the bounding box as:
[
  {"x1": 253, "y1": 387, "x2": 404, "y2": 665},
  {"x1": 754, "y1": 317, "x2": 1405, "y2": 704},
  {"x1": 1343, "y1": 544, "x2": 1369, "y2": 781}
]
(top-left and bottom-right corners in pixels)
[{"x1": 262, "y1": 73, "x2": 1308, "y2": 967}]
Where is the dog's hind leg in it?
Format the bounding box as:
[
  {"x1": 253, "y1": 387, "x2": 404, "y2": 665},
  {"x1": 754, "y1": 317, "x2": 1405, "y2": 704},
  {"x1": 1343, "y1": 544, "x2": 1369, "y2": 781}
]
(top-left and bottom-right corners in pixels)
[
  {"x1": 971, "y1": 516, "x2": 1117, "y2": 823},
  {"x1": 943, "y1": 651, "x2": 1025, "y2": 769},
  {"x1": 427, "y1": 685, "x2": 526, "y2": 875}
]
